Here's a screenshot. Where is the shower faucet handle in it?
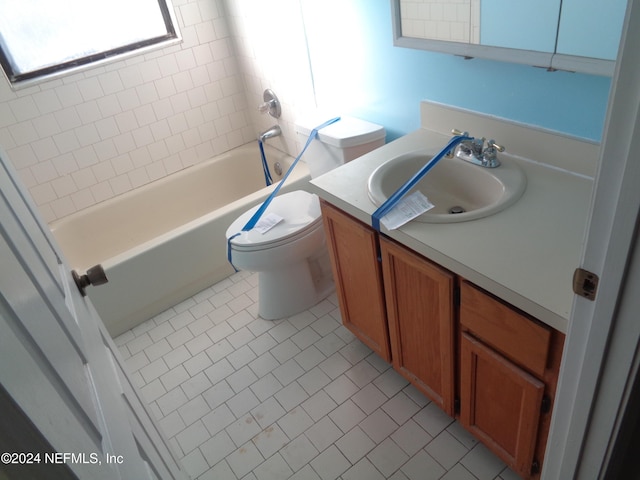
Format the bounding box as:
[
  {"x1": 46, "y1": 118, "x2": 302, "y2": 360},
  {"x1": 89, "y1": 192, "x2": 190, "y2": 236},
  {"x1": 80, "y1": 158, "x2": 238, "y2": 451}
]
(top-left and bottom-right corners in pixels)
[{"x1": 258, "y1": 89, "x2": 281, "y2": 118}]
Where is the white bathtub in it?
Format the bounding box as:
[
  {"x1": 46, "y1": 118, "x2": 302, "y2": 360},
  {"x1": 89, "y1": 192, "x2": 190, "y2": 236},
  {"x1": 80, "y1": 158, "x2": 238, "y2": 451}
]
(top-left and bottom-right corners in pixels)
[{"x1": 51, "y1": 143, "x2": 311, "y2": 336}]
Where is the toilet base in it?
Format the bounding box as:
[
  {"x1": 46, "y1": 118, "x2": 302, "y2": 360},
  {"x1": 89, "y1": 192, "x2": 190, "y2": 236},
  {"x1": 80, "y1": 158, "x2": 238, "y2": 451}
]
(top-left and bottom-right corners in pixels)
[{"x1": 257, "y1": 249, "x2": 334, "y2": 320}]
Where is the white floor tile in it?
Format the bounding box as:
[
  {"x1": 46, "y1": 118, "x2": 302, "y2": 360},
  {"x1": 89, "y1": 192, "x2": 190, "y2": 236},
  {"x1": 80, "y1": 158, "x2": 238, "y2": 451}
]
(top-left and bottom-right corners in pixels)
[
  {"x1": 204, "y1": 358, "x2": 235, "y2": 385},
  {"x1": 250, "y1": 372, "x2": 283, "y2": 402},
  {"x1": 278, "y1": 407, "x2": 314, "y2": 439},
  {"x1": 160, "y1": 364, "x2": 190, "y2": 391},
  {"x1": 227, "y1": 344, "x2": 257, "y2": 370},
  {"x1": 441, "y1": 463, "x2": 479, "y2": 480},
  {"x1": 175, "y1": 420, "x2": 210, "y2": 454},
  {"x1": 318, "y1": 352, "x2": 351, "y2": 379},
  {"x1": 252, "y1": 423, "x2": 289, "y2": 459},
  {"x1": 183, "y1": 351, "x2": 213, "y2": 377},
  {"x1": 367, "y1": 437, "x2": 409, "y2": 477},
  {"x1": 314, "y1": 331, "x2": 346, "y2": 357},
  {"x1": 304, "y1": 416, "x2": 343, "y2": 453},
  {"x1": 271, "y1": 368, "x2": 305, "y2": 399},
  {"x1": 140, "y1": 357, "x2": 169, "y2": 383},
  {"x1": 280, "y1": 434, "x2": 319, "y2": 473},
  {"x1": 253, "y1": 452, "x2": 293, "y2": 480},
  {"x1": 351, "y1": 383, "x2": 388, "y2": 415},
  {"x1": 144, "y1": 338, "x2": 172, "y2": 361},
  {"x1": 301, "y1": 389, "x2": 337, "y2": 421},
  {"x1": 425, "y1": 430, "x2": 469, "y2": 471},
  {"x1": 226, "y1": 441, "x2": 264, "y2": 478},
  {"x1": 157, "y1": 386, "x2": 188, "y2": 416},
  {"x1": 309, "y1": 445, "x2": 350, "y2": 480},
  {"x1": 373, "y1": 368, "x2": 410, "y2": 398},
  {"x1": 336, "y1": 426, "x2": 375, "y2": 464},
  {"x1": 342, "y1": 457, "x2": 386, "y2": 480},
  {"x1": 272, "y1": 358, "x2": 305, "y2": 386},
  {"x1": 185, "y1": 333, "x2": 214, "y2": 356},
  {"x1": 298, "y1": 366, "x2": 331, "y2": 395},
  {"x1": 227, "y1": 413, "x2": 262, "y2": 447},
  {"x1": 413, "y1": 402, "x2": 455, "y2": 438},
  {"x1": 294, "y1": 346, "x2": 326, "y2": 372},
  {"x1": 180, "y1": 448, "x2": 209, "y2": 479},
  {"x1": 227, "y1": 387, "x2": 260, "y2": 418},
  {"x1": 324, "y1": 374, "x2": 360, "y2": 404},
  {"x1": 401, "y1": 449, "x2": 446, "y2": 480},
  {"x1": 201, "y1": 403, "x2": 235, "y2": 436},
  {"x1": 290, "y1": 464, "x2": 322, "y2": 480},
  {"x1": 178, "y1": 395, "x2": 210, "y2": 426},
  {"x1": 115, "y1": 271, "x2": 515, "y2": 480},
  {"x1": 202, "y1": 379, "x2": 234, "y2": 410},
  {"x1": 391, "y1": 419, "x2": 432, "y2": 457},
  {"x1": 382, "y1": 391, "x2": 421, "y2": 425},
  {"x1": 460, "y1": 443, "x2": 506, "y2": 480},
  {"x1": 199, "y1": 430, "x2": 236, "y2": 468},
  {"x1": 329, "y1": 399, "x2": 366, "y2": 434},
  {"x1": 359, "y1": 409, "x2": 399, "y2": 444},
  {"x1": 163, "y1": 344, "x2": 191, "y2": 369}
]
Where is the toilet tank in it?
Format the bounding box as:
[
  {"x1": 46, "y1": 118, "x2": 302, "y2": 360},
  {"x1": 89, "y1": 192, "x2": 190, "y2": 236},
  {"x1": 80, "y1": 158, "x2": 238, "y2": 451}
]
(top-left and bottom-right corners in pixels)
[{"x1": 295, "y1": 116, "x2": 385, "y2": 179}]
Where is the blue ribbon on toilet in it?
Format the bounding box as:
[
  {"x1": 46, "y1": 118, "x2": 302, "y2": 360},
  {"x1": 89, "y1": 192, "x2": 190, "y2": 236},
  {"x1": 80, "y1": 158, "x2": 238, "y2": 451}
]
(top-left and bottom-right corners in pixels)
[{"x1": 227, "y1": 116, "x2": 341, "y2": 270}]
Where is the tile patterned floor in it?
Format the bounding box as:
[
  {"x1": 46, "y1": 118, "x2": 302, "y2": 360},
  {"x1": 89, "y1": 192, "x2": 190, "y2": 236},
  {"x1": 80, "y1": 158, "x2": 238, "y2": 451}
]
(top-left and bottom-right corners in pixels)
[{"x1": 115, "y1": 271, "x2": 522, "y2": 480}]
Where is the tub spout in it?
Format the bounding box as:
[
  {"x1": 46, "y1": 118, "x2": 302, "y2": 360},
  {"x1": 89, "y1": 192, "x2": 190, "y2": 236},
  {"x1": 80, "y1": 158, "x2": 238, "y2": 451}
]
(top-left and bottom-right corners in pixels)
[{"x1": 259, "y1": 125, "x2": 281, "y2": 142}]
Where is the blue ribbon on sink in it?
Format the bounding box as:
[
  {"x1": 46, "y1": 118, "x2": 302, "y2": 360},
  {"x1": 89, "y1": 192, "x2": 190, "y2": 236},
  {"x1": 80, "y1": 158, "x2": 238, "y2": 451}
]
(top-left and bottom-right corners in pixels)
[{"x1": 371, "y1": 134, "x2": 473, "y2": 232}]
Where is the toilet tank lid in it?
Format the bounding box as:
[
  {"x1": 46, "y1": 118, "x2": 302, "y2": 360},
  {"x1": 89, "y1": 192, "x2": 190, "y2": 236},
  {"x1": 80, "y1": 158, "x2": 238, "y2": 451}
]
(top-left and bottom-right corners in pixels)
[{"x1": 295, "y1": 115, "x2": 385, "y2": 148}]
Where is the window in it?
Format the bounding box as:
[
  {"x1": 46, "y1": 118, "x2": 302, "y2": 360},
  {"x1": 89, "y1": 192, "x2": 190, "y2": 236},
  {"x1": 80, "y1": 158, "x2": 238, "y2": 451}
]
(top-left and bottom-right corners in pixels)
[{"x1": 0, "y1": 0, "x2": 179, "y2": 85}]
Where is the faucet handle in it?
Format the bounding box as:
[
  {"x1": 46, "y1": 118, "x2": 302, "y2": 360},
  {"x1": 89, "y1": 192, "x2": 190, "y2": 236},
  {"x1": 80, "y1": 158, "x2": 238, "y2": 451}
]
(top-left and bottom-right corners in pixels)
[
  {"x1": 487, "y1": 140, "x2": 505, "y2": 152},
  {"x1": 451, "y1": 128, "x2": 469, "y2": 137}
]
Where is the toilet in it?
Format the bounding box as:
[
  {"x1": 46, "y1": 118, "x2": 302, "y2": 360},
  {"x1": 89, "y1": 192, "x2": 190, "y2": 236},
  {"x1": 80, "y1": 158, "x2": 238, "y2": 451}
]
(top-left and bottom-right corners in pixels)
[{"x1": 226, "y1": 116, "x2": 385, "y2": 320}]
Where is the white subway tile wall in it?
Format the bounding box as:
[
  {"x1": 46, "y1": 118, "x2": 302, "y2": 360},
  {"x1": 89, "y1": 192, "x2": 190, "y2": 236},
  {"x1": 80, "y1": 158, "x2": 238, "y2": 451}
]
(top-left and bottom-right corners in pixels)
[{"x1": 0, "y1": 0, "x2": 314, "y2": 223}]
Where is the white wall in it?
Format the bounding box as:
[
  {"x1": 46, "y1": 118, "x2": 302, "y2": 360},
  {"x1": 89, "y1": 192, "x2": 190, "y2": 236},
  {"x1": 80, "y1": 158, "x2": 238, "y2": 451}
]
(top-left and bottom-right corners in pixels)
[
  {"x1": 0, "y1": 0, "x2": 310, "y2": 223},
  {"x1": 225, "y1": 0, "x2": 316, "y2": 158}
]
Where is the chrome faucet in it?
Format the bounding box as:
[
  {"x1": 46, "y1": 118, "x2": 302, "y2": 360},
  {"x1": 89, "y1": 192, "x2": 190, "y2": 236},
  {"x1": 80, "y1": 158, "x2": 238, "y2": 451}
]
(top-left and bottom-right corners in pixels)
[
  {"x1": 450, "y1": 129, "x2": 504, "y2": 168},
  {"x1": 259, "y1": 125, "x2": 281, "y2": 142}
]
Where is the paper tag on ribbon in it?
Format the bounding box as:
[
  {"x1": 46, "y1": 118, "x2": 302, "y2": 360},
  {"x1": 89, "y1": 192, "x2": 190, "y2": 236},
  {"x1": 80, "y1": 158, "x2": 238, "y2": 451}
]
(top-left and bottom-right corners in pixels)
[
  {"x1": 254, "y1": 212, "x2": 284, "y2": 234},
  {"x1": 380, "y1": 191, "x2": 435, "y2": 230}
]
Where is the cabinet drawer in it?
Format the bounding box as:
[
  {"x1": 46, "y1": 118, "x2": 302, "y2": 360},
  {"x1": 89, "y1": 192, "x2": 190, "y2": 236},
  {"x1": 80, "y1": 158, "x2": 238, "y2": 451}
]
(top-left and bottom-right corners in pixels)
[{"x1": 460, "y1": 281, "x2": 551, "y2": 377}]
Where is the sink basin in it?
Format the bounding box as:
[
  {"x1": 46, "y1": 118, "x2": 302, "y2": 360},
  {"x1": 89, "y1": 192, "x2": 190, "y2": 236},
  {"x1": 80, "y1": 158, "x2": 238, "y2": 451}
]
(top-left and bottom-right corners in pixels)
[{"x1": 367, "y1": 149, "x2": 527, "y2": 223}]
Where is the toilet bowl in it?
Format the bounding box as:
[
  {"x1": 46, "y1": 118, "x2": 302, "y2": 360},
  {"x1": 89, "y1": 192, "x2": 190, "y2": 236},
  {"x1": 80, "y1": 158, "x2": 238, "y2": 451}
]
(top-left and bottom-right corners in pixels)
[
  {"x1": 226, "y1": 116, "x2": 385, "y2": 320},
  {"x1": 226, "y1": 190, "x2": 331, "y2": 319}
]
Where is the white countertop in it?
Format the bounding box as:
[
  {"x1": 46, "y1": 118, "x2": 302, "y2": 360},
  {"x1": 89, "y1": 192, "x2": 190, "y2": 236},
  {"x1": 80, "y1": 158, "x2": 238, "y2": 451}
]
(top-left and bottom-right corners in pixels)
[{"x1": 309, "y1": 125, "x2": 594, "y2": 334}]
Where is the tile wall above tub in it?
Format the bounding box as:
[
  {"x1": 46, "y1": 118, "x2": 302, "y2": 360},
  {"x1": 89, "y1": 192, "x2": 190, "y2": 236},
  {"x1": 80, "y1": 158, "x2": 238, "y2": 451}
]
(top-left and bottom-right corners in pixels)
[{"x1": 0, "y1": 0, "x2": 254, "y2": 222}]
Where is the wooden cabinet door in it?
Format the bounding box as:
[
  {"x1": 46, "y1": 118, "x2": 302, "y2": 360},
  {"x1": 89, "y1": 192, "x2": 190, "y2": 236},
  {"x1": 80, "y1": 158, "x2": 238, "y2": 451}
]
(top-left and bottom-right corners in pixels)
[
  {"x1": 460, "y1": 332, "x2": 544, "y2": 478},
  {"x1": 320, "y1": 201, "x2": 391, "y2": 361},
  {"x1": 380, "y1": 237, "x2": 455, "y2": 415}
]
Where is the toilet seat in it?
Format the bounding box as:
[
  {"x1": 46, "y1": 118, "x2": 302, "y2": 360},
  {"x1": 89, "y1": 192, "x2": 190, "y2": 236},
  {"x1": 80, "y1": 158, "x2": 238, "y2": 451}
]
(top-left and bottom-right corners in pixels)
[{"x1": 226, "y1": 190, "x2": 322, "y2": 251}]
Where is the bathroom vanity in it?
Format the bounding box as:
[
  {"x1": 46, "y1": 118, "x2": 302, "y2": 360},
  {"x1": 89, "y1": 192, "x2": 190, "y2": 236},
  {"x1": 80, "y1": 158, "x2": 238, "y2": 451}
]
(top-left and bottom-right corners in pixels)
[{"x1": 309, "y1": 102, "x2": 597, "y2": 479}]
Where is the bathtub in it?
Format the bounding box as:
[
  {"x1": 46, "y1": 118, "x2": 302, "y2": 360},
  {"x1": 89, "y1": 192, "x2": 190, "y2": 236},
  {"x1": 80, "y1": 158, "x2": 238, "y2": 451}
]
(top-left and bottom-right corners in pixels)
[{"x1": 51, "y1": 143, "x2": 311, "y2": 336}]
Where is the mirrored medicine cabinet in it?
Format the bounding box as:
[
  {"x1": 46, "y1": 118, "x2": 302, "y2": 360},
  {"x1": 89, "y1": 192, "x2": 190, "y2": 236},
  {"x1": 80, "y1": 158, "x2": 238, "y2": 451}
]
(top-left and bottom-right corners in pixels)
[{"x1": 391, "y1": 0, "x2": 628, "y2": 76}]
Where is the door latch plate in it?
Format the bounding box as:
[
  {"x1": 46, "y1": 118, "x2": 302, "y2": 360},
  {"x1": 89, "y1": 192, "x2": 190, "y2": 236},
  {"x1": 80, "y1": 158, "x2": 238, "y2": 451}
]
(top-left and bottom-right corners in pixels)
[{"x1": 573, "y1": 268, "x2": 599, "y2": 300}]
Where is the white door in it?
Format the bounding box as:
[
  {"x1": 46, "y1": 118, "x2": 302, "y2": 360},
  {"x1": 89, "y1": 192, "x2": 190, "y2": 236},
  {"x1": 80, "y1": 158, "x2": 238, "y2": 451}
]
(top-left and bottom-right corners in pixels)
[
  {"x1": 543, "y1": 0, "x2": 640, "y2": 478},
  {"x1": 0, "y1": 151, "x2": 188, "y2": 480}
]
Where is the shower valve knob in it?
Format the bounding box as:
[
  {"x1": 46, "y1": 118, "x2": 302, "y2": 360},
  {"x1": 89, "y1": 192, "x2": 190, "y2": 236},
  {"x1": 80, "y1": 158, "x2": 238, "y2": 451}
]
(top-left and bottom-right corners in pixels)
[
  {"x1": 259, "y1": 89, "x2": 281, "y2": 118},
  {"x1": 72, "y1": 264, "x2": 108, "y2": 297},
  {"x1": 258, "y1": 101, "x2": 273, "y2": 114}
]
